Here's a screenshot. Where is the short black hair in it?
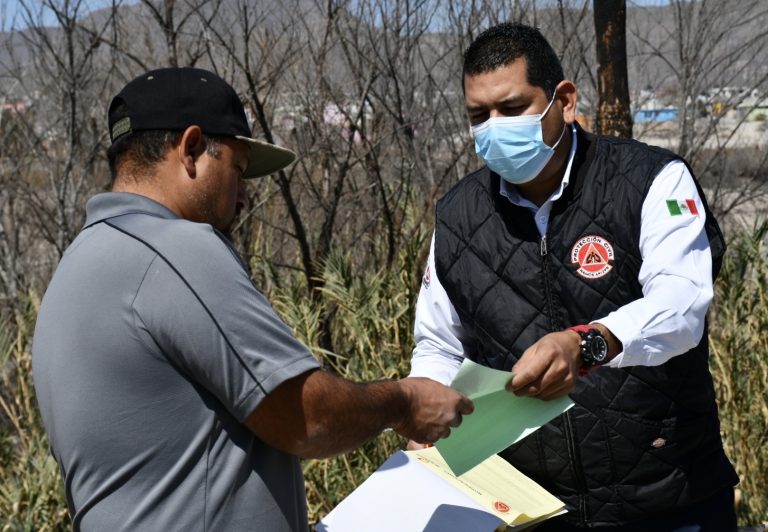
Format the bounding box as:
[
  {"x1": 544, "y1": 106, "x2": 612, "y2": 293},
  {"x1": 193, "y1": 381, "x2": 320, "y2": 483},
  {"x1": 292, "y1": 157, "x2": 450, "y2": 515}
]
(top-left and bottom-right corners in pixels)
[
  {"x1": 107, "y1": 129, "x2": 181, "y2": 180},
  {"x1": 463, "y1": 23, "x2": 564, "y2": 97},
  {"x1": 106, "y1": 101, "x2": 224, "y2": 182}
]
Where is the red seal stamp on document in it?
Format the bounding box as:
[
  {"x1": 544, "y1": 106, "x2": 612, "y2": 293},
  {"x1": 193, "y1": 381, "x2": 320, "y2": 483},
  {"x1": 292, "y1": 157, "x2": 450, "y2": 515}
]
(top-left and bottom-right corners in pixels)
[
  {"x1": 570, "y1": 235, "x2": 614, "y2": 279},
  {"x1": 493, "y1": 500, "x2": 510, "y2": 513}
]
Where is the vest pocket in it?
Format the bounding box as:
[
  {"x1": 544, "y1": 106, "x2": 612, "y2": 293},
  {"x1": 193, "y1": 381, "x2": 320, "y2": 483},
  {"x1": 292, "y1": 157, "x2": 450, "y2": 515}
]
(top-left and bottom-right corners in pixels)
[{"x1": 600, "y1": 408, "x2": 719, "y2": 487}]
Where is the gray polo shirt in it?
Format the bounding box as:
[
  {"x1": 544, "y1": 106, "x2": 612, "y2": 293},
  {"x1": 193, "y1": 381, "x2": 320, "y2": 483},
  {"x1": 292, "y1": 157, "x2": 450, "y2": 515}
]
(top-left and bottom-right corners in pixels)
[{"x1": 32, "y1": 192, "x2": 321, "y2": 531}]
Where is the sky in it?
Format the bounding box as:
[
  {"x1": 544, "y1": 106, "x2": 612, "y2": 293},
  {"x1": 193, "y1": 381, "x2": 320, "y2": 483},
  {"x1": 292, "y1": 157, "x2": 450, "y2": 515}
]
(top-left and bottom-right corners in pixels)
[
  {"x1": 1, "y1": 0, "x2": 672, "y2": 32},
  {"x1": 1, "y1": 0, "x2": 138, "y2": 31}
]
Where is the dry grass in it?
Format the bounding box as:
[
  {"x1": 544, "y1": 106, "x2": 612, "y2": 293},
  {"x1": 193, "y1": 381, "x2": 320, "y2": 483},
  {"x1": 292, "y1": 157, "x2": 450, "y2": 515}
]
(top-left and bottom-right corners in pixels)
[
  {"x1": 0, "y1": 223, "x2": 765, "y2": 527},
  {"x1": 709, "y1": 220, "x2": 768, "y2": 525},
  {"x1": 267, "y1": 240, "x2": 427, "y2": 522},
  {"x1": 0, "y1": 297, "x2": 70, "y2": 531}
]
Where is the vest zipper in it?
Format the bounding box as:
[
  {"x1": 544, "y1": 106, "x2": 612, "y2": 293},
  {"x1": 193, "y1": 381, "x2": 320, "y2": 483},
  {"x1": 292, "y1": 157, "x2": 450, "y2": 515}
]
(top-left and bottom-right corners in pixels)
[
  {"x1": 564, "y1": 409, "x2": 589, "y2": 525},
  {"x1": 541, "y1": 232, "x2": 589, "y2": 525},
  {"x1": 539, "y1": 235, "x2": 557, "y2": 332}
]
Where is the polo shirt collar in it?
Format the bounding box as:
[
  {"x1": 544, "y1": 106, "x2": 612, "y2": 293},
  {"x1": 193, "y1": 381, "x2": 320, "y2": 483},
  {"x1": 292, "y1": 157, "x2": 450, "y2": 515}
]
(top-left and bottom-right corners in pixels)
[{"x1": 84, "y1": 192, "x2": 180, "y2": 229}]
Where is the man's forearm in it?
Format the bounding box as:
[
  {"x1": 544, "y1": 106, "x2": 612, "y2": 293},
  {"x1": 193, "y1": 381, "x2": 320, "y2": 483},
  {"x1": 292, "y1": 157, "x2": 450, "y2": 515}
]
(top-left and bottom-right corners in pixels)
[
  {"x1": 297, "y1": 371, "x2": 410, "y2": 458},
  {"x1": 245, "y1": 369, "x2": 471, "y2": 459}
]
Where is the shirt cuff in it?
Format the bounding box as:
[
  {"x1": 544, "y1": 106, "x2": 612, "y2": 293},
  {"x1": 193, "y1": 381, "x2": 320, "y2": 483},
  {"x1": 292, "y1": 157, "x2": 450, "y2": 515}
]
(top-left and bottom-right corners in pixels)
[
  {"x1": 592, "y1": 313, "x2": 642, "y2": 368},
  {"x1": 409, "y1": 354, "x2": 461, "y2": 386}
]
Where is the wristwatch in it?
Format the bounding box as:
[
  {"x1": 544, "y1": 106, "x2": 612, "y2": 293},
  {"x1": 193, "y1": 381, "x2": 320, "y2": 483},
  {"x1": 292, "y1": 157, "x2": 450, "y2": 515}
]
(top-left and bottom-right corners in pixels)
[{"x1": 569, "y1": 325, "x2": 609, "y2": 375}]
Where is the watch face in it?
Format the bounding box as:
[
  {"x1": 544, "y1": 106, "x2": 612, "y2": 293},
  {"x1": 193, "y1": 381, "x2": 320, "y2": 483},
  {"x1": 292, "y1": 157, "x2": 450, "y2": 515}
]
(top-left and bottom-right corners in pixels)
[
  {"x1": 590, "y1": 335, "x2": 609, "y2": 363},
  {"x1": 579, "y1": 328, "x2": 609, "y2": 368}
]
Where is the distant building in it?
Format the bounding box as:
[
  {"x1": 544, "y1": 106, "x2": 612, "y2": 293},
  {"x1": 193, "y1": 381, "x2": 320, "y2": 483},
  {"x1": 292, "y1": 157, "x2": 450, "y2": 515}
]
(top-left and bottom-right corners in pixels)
[
  {"x1": 633, "y1": 89, "x2": 678, "y2": 123},
  {"x1": 698, "y1": 87, "x2": 762, "y2": 117},
  {"x1": 634, "y1": 107, "x2": 678, "y2": 123},
  {"x1": 704, "y1": 86, "x2": 756, "y2": 103},
  {"x1": 737, "y1": 96, "x2": 768, "y2": 121},
  {"x1": 0, "y1": 98, "x2": 30, "y2": 114}
]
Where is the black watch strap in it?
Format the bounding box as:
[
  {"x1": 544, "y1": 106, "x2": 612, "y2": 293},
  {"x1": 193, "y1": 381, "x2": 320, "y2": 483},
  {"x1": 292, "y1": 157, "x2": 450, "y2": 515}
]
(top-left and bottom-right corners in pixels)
[{"x1": 569, "y1": 325, "x2": 609, "y2": 374}]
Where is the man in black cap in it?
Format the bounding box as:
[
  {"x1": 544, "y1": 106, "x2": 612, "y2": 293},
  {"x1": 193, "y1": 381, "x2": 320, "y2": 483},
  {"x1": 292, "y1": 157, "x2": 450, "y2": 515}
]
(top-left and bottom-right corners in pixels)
[{"x1": 32, "y1": 67, "x2": 473, "y2": 531}]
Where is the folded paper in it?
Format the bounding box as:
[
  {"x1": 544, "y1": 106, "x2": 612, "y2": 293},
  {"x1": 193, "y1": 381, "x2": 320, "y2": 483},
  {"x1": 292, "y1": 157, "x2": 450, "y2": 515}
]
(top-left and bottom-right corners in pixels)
[
  {"x1": 435, "y1": 358, "x2": 574, "y2": 476},
  {"x1": 316, "y1": 447, "x2": 565, "y2": 532}
]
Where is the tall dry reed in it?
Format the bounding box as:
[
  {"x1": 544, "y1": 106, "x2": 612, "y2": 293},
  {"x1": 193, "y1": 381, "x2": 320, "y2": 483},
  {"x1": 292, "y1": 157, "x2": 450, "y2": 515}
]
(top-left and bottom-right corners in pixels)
[
  {"x1": 267, "y1": 235, "x2": 429, "y2": 522},
  {"x1": 0, "y1": 224, "x2": 766, "y2": 527},
  {"x1": 0, "y1": 297, "x2": 70, "y2": 531},
  {"x1": 709, "y1": 221, "x2": 768, "y2": 525}
]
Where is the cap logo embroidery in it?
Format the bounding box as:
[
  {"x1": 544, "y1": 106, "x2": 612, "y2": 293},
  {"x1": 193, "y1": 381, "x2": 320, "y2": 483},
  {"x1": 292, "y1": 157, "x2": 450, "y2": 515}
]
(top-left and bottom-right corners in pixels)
[
  {"x1": 570, "y1": 235, "x2": 614, "y2": 279},
  {"x1": 111, "y1": 117, "x2": 131, "y2": 141}
]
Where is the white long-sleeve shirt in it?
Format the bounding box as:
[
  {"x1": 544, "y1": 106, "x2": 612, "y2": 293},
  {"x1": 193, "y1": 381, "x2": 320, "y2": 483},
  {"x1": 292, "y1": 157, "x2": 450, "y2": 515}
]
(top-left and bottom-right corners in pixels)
[{"x1": 410, "y1": 126, "x2": 714, "y2": 385}]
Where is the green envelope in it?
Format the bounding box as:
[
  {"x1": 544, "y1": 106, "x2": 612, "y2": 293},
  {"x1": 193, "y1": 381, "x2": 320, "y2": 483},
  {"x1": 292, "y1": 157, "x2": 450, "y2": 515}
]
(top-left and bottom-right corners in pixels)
[{"x1": 435, "y1": 358, "x2": 574, "y2": 476}]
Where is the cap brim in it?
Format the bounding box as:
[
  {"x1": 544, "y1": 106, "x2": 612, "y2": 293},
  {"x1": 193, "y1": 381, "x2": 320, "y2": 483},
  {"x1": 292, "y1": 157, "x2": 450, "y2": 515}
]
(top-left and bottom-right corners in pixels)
[{"x1": 236, "y1": 136, "x2": 296, "y2": 179}]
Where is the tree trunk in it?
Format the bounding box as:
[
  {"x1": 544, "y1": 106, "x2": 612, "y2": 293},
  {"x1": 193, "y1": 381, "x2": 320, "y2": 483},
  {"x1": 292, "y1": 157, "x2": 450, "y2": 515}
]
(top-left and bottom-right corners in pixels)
[{"x1": 593, "y1": 0, "x2": 633, "y2": 138}]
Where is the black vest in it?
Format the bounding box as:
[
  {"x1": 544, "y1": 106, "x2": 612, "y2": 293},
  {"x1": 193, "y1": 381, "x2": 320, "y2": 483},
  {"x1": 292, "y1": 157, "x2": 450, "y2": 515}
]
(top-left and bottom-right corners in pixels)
[{"x1": 434, "y1": 128, "x2": 738, "y2": 526}]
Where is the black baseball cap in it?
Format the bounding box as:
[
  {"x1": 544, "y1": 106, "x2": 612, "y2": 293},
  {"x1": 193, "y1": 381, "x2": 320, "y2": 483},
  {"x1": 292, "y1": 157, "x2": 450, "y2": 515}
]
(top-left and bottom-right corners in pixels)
[{"x1": 108, "y1": 67, "x2": 295, "y2": 179}]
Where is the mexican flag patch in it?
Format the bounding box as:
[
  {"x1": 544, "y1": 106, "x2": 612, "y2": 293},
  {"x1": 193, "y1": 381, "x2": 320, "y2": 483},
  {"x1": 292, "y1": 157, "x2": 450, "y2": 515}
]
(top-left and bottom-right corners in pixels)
[{"x1": 666, "y1": 199, "x2": 699, "y2": 216}]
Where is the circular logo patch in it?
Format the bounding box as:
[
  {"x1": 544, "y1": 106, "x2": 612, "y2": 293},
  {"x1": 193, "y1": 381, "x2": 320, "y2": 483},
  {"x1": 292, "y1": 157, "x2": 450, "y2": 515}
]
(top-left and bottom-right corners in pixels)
[
  {"x1": 493, "y1": 500, "x2": 510, "y2": 513},
  {"x1": 570, "y1": 235, "x2": 614, "y2": 279}
]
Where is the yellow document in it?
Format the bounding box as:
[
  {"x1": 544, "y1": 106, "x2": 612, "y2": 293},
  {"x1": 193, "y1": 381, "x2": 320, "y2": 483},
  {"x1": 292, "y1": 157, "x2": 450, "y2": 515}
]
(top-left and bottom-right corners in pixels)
[
  {"x1": 316, "y1": 447, "x2": 565, "y2": 532},
  {"x1": 412, "y1": 447, "x2": 565, "y2": 528}
]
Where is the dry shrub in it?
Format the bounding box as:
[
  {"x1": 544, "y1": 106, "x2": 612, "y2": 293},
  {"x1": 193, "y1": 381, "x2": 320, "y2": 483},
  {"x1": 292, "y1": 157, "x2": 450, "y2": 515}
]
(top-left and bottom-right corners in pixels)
[
  {"x1": 709, "y1": 220, "x2": 768, "y2": 525},
  {"x1": 266, "y1": 229, "x2": 429, "y2": 523},
  {"x1": 0, "y1": 297, "x2": 70, "y2": 531},
  {"x1": 2, "y1": 221, "x2": 767, "y2": 527}
]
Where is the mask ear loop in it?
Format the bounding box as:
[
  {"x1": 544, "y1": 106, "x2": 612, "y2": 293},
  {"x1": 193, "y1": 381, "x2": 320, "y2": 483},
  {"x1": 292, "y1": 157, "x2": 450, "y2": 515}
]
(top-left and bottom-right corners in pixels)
[
  {"x1": 541, "y1": 90, "x2": 559, "y2": 119},
  {"x1": 542, "y1": 89, "x2": 566, "y2": 149},
  {"x1": 549, "y1": 123, "x2": 567, "y2": 150}
]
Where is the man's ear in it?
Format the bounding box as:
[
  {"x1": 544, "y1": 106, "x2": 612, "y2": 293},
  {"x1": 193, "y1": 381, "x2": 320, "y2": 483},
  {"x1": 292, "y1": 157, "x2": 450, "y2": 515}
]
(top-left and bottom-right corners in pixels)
[
  {"x1": 177, "y1": 125, "x2": 206, "y2": 178},
  {"x1": 556, "y1": 80, "x2": 578, "y2": 125}
]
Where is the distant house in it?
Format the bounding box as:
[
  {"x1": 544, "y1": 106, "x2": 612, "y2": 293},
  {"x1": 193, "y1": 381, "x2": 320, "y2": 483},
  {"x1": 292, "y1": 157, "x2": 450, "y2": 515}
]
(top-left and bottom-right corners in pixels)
[
  {"x1": 737, "y1": 96, "x2": 768, "y2": 121},
  {"x1": 633, "y1": 92, "x2": 678, "y2": 123},
  {"x1": 0, "y1": 98, "x2": 29, "y2": 114},
  {"x1": 634, "y1": 107, "x2": 678, "y2": 123}
]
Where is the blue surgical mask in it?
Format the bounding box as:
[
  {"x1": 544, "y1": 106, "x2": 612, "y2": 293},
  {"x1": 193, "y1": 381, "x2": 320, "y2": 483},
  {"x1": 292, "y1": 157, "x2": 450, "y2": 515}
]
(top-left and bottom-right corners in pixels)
[{"x1": 471, "y1": 93, "x2": 566, "y2": 184}]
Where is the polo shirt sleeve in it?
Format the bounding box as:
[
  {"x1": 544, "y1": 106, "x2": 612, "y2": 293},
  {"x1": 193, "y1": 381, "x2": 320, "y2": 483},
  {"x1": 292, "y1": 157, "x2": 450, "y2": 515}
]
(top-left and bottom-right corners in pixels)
[{"x1": 131, "y1": 222, "x2": 320, "y2": 422}]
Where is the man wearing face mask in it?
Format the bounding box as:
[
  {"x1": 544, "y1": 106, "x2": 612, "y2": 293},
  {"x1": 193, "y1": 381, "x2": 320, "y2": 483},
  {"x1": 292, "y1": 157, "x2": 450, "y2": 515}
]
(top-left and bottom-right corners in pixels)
[{"x1": 409, "y1": 23, "x2": 738, "y2": 531}]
